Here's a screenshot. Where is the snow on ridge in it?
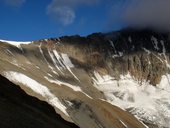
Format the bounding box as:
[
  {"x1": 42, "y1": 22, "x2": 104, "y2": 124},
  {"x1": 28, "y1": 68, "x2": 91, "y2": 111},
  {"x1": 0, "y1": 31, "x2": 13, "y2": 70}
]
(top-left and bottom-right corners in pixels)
[
  {"x1": 3, "y1": 71, "x2": 69, "y2": 117},
  {"x1": 0, "y1": 39, "x2": 32, "y2": 48}
]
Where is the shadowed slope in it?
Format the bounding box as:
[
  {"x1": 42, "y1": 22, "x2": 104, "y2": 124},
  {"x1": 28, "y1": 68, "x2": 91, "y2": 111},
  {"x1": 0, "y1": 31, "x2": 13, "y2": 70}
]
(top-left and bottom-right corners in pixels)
[{"x1": 0, "y1": 75, "x2": 79, "y2": 128}]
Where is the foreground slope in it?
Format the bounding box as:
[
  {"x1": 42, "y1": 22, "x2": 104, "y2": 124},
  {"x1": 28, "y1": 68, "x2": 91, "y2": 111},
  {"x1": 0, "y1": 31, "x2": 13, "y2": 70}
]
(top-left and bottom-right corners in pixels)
[
  {"x1": 0, "y1": 29, "x2": 170, "y2": 127},
  {"x1": 0, "y1": 74, "x2": 79, "y2": 128}
]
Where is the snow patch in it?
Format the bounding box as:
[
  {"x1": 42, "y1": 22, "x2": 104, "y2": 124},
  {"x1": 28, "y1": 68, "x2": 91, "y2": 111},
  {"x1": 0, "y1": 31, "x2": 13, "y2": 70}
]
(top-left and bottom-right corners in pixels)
[
  {"x1": 128, "y1": 36, "x2": 132, "y2": 43},
  {"x1": 6, "y1": 49, "x2": 14, "y2": 56},
  {"x1": 45, "y1": 76, "x2": 81, "y2": 92},
  {"x1": 109, "y1": 40, "x2": 117, "y2": 53},
  {"x1": 35, "y1": 66, "x2": 40, "y2": 69},
  {"x1": 160, "y1": 40, "x2": 170, "y2": 68},
  {"x1": 158, "y1": 74, "x2": 170, "y2": 92},
  {"x1": 143, "y1": 48, "x2": 151, "y2": 55},
  {"x1": 38, "y1": 44, "x2": 58, "y2": 75},
  {"x1": 151, "y1": 36, "x2": 159, "y2": 50},
  {"x1": 152, "y1": 53, "x2": 164, "y2": 63},
  {"x1": 118, "y1": 52, "x2": 123, "y2": 57},
  {"x1": 45, "y1": 76, "x2": 92, "y2": 99},
  {"x1": 61, "y1": 53, "x2": 80, "y2": 81},
  {"x1": 3, "y1": 71, "x2": 69, "y2": 116},
  {"x1": 119, "y1": 120, "x2": 128, "y2": 128},
  {"x1": 48, "y1": 49, "x2": 63, "y2": 74},
  {"x1": 52, "y1": 50, "x2": 79, "y2": 81},
  {"x1": 61, "y1": 53, "x2": 74, "y2": 68}
]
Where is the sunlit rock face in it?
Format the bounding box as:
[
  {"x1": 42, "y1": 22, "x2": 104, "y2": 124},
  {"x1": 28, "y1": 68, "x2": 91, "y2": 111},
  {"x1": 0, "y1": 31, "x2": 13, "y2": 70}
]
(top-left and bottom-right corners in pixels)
[{"x1": 0, "y1": 29, "x2": 170, "y2": 128}]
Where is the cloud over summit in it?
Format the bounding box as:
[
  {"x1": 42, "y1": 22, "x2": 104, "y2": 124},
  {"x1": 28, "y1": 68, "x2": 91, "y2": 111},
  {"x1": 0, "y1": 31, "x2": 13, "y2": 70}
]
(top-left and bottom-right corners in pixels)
[{"x1": 122, "y1": 0, "x2": 170, "y2": 31}]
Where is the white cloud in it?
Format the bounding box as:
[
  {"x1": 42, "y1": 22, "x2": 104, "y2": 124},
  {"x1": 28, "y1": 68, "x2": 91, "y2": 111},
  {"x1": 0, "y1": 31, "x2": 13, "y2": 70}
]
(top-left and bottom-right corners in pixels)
[
  {"x1": 4, "y1": 0, "x2": 26, "y2": 7},
  {"x1": 47, "y1": 6, "x2": 75, "y2": 26},
  {"x1": 47, "y1": 0, "x2": 100, "y2": 26}
]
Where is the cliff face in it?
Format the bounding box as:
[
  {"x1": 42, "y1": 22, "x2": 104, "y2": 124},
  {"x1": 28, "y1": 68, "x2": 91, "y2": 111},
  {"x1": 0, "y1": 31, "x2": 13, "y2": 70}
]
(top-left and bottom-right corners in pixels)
[
  {"x1": 0, "y1": 29, "x2": 170, "y2": 128},
  {"x1": 51, "y1": 29, "x2": 170, "y2": 86}
]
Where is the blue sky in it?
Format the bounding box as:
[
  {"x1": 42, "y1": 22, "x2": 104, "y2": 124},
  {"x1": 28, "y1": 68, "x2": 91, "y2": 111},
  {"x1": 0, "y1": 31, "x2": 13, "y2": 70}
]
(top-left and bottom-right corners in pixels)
[
  {"x1": 0, "y1": 0, "x2": 169, "y2": 41},
  {"x1": 0, "y1": 0, "x2": 124, "y2": 41}
]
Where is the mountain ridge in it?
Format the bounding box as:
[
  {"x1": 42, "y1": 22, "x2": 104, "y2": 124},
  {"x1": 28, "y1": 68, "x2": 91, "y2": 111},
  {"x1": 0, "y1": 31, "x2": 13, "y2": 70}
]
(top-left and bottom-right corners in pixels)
[{"x1": 0, "y1": 28, "x2": 170, "y2": 128}]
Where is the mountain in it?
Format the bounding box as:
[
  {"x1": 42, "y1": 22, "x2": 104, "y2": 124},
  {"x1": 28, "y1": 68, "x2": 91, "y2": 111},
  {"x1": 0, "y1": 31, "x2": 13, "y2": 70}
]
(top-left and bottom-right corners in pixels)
[{"x1": 0, "y1": 29, "x2": 170, "y2": 128}]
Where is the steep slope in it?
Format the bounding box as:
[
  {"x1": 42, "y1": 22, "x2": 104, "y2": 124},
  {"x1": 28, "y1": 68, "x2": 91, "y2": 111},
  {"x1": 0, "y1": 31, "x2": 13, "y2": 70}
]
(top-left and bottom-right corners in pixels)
[
  {"x1": 0, "y1": 74, "x2": 79, "y2": 128},
  {"x1": 0, "y1": 29, "x2": 170, "y2": 128}
]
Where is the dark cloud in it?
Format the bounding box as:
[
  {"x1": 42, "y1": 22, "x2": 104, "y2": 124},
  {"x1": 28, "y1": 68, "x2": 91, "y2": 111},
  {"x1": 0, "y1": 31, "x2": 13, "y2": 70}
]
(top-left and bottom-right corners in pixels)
[
  {"x1": 4, "y1": 0, "x2": 26, "y2": 7},
  {"x1": 47, "y1": 0, "x2": 100, "y2": 26},
  {"x1": 123, "y1": 0, "x2": 170, "y2": 31},
  {"x1": 108, "y1": 0, "x2": 170, "y2": 31}
]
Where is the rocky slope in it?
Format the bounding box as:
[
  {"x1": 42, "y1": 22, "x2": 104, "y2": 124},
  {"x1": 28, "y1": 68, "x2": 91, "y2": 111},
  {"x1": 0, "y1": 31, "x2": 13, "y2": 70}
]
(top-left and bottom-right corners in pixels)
[{"x1": 0, "y1": 29, "x2": 170, "y2": 128}]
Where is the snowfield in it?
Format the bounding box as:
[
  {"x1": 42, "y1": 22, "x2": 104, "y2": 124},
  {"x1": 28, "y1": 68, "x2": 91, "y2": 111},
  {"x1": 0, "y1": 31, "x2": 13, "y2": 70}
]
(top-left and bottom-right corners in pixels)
[
  {"x1": 3, "y1": 71, "x2": 69, "y2": 117},
  {"x1": 93, "y1": 71, "x2": 170, "y2": 128}
]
